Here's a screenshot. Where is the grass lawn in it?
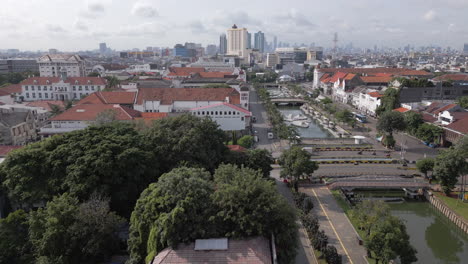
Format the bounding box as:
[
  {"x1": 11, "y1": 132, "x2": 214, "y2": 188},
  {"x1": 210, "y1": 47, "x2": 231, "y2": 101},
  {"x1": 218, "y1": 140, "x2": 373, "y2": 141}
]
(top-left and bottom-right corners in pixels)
[
  {"x1": 314, "y1": 250, "x2": 328, "y2": 264},
  {"x1": 434, "y1": 192, "x2": 468, "y2": 221}
]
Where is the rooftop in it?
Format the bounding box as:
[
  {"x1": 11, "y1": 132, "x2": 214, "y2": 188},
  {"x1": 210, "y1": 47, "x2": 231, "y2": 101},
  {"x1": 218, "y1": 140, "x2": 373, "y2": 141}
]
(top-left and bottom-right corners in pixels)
[
  {"x1": 50, "y1": 104, "x2": 141, "y2": 121},
  {"x1": 136, "y1": 88, "x2": 240, "y2": 105}
]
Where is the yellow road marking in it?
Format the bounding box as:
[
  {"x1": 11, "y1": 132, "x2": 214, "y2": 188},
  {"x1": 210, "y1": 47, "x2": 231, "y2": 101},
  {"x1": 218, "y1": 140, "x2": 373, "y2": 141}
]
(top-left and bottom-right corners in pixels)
[{"x1": 312, "y1": 189, "x2": 354, "y2": 264}]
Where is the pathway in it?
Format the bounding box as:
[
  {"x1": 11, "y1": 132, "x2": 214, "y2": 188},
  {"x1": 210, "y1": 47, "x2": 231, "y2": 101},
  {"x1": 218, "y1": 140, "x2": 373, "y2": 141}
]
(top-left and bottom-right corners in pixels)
[
  {"x1": 302, "y1": 186, "x2": 368, "y2": 264},
  {"x1": 271, "y1": 169, "x2": 318, "y2": 264}
]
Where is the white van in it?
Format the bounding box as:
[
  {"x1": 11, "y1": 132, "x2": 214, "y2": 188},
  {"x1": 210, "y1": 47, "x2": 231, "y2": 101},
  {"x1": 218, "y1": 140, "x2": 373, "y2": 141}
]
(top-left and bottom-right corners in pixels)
[{"x1": 267, "y1": 132, "x2": 274, "y2": 139}]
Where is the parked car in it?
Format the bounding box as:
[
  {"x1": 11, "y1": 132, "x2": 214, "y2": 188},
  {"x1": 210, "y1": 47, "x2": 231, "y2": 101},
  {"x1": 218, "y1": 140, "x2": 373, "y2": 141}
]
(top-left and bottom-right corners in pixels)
[{"x1": 268, "y1": 132, "x2": 274, "y2": 139}]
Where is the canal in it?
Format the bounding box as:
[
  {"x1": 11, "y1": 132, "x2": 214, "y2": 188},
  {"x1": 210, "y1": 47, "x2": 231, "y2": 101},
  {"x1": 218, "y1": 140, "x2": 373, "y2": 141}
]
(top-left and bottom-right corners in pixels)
[
  {"x1": 277, "y1": 106, "x2": 333, "y2": 138},
  {"x1": 390, "y1": 202, "x2": 468, "y2": 264}
]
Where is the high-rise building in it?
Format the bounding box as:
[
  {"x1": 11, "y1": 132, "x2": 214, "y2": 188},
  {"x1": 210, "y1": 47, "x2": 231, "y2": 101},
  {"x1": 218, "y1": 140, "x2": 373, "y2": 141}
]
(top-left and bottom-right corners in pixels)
[
  {"x1": 266, "y1": 53, "x2": 279, "y2": 68},
  {"x1": 219, "y1": 34, "x2": 227, "y2": 55},
  {"x1": 247, "y1": 32, "x2": 252, "y2": 49},
  {"x1": 206, "y1": 44, "x2": 218, "y2": 56},
  {"x1": 464, "y1": 43, "x2": 468, "y2": 55},
  {"x1": 273, "y1": 36, "x2": 278, "y2": 51},
  {"x1": 227, "y1": 24, "x2": 248, "y2": 58},
  {"x1": 99, "y1": 43, "x2": 107, "y2": 54},
  {"x1": 254, "y1": 31, "x2": 265, "y2": 53}
]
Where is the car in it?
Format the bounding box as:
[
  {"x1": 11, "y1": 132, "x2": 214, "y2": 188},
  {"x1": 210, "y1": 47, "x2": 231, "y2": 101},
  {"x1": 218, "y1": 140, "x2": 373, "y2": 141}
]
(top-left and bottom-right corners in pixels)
[{"x1": 267, "y1": 132, "x2": 274, "y2": 139}]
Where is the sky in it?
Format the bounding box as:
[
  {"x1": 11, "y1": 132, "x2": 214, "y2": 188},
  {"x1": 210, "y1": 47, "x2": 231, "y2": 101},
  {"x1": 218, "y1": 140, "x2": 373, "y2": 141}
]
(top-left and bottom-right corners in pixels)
[{"x1": 1, "y1": 0, "x2": 468, "y2": 51}]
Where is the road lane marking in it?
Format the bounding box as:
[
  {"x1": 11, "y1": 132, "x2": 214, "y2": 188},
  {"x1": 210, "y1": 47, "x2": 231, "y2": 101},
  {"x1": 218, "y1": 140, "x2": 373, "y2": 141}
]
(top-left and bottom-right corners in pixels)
[{"x1": 312, "y1": 189, "x2": 354, "y2": 264}]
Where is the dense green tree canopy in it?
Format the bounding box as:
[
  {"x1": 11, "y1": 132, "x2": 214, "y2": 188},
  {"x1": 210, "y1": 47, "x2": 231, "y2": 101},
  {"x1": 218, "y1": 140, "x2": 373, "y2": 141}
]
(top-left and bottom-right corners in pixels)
[
  {"x1": 416, "y1": 158, "x2": 435, "y2": 178},
  {"x1": 0, "y1": 210, "x2": 33, "y2": 263},
  {"x1": 143, "y1": 114, "x2": 228, "y2": 173},
  {"x1": 1, "y1": 123, "x2": 157, "y2": 216},
  {"x1": 456, "y1": 96, "x2": 468, "y2": 109},
  {"x1": 237, "y1": 135, "x2": 254, "y2": 148},
  {"x1": 377, "y1": 111, "x2": 407, "y2": 136},
  {"x1": 404, "y1": 112, "x2": 424, "y2": 135},
  {"x1": 376, "y1": 88, "x2": 400, "y2": 115},
  {"x1": 434, "y1": 148, "x2": 468, "y2": 195},
  {"x1": 416, "y1": 123, "x2": 443, "y2": 144},
  {"x1": 29, "y1": 194, "x2": 124, "y2": 264},
  {"x1": 279, "y1": 146, "x2": 319, "y2": 180}
]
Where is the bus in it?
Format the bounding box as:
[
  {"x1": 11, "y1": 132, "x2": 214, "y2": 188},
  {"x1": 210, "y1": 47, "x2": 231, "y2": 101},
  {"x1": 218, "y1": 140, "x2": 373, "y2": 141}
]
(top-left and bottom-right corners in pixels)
[{"x1": 352, "y1": 112, "x2": 367, "y2": 123}]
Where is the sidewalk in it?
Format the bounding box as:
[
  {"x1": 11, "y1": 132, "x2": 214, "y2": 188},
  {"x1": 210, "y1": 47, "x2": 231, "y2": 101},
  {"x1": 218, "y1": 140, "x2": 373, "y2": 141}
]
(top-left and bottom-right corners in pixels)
[
  {"x1": 302, "y1": 186, "x2": 368, "y2": 264},
  {"x1": 271, "y1": 169, "x2": 318, "y2": 264}
]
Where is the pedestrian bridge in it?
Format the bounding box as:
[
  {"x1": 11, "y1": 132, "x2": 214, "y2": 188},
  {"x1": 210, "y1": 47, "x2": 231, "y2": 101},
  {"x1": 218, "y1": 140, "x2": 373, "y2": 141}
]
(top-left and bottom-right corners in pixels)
[
  {"x1": 271, "y1": 98, "x2": 306, "y2": 104},
  {"x1": 328, "y1": 180, "x2": 430, "y2": 190}
]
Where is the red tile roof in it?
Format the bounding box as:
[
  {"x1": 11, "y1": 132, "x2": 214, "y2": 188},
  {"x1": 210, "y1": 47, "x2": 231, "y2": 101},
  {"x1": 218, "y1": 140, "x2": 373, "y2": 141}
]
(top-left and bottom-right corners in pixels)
[
  {"x1": 368, "y1": 92, "x2": 383, "y2": 98},
  {"x1": 50, "y1": 104, "x2": 141, "y2": 121},
  {"x1": 25, "y1": 101, "x2": 66, "y2": 111},
  {"x1": 344, "y1": 73, "x2": 356, "y2": 81},
  {"x1": 422, "y1": 113, "x2": 437, "y2": 123},
  {"x1": 0, "y1": 146, "x2": 22, "y2": 156},
  {"x1": 433, "y1": 74, "x2": 468, "y2": 82},
  {"x1": 151, "y1": 237, "x2": 272, "y2": 264},
  {"x1": 198, "y1": 72, "x2": 235, "y2": 78},
  {"x1": 360, "y1": 76, "x2": 393, "y2": 83},
  {"x1": 227, "y1": 145, "x2": 247, "y2": 152},
  {"x1": 136, "y1": 88, "x2": 240, "y2": 105},
  {"x1": 318, "y1": 68, "x2": 432, "y2": 76},
  {"x1": 168, "y1": 67, "x2": 206, "y2": 77},
  {"x1": 433, "y1": 104, "x2": 457, "y2": 115},
  {"x1": 0, "y1": 84, "x2": 21, "y2": 95},
  {"x1": 20, "y1": 77, "x2": 106, "y2": 86},
  {"x1": 445, "y1": 115, "x2": 468, "y2": 134},
  {"x1": 77, "y1": 91, "x2": 137, "y2": 105},
  {"x1": 393, "y1": 107, "x2": 410, "y2": 113}
]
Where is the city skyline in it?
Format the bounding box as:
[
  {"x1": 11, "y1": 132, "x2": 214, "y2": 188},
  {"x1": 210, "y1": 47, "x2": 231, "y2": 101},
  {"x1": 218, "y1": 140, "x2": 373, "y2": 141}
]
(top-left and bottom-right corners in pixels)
[{"x1": 1, "y1": 0, "x2": 468, "y2": 51}]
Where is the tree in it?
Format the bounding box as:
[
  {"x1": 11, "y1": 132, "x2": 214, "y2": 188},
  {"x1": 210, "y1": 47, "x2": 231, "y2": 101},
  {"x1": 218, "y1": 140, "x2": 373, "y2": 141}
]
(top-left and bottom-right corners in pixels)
[
  {"x1": 434, "y1": 148, "x2": 467, "y2": 195},
  {"x1": 49, "y1": 104, "x2": 63, "y2": 117},
  {"x1": 335, "y1": 109, "x2": 353, "y2": 124},
  {"x1": 88, "y1": 72, "x2": 100, "y2": 77},
  {"x1": 127, "y1": 167, "x2": 216, "y2": 264},
  {"x1": 237, "y1": 135, "x2": 254, "y2": 148},
  {"x1": 95, "y1": 109, "x2": 118, "y2": 125},
  {"x1": 64, "y1": 101, "x2": 73, "y2": 110},
  {"x1": 143, "y1": 114, "x2": 228, "y2": 173},
  {"x1": 456, "y1": 96, "x2": 468, "y2": 108},
  {"x1": 104, "y1": 76, "x2": 120, "y2": 90},
  {"x1": 320, "y1": 97, "x2": 333, "y2": 105},
  {"x1": 279, "y1": 146, "x2": 319, "y2": 181},
  {"x1": 212, "y1": 164, "x2": 298, "y2": 264},
  {"x1": 404, "y1": 112, "x2": 423, "y2": 135},
  {"x1": 416, "y1": 123, "x2": 443, "y2": 143},
  {"x1": 312, "y1": 230, "x2": 328, "y2": 252},
  {"x1": 29, "y1": 193, "x2": 124, "y2": 264},
  {"x1": 324, "y1": 245, "x2": 342, "y2": 264},
  {"x1": 244, "y1": 149, "x2": 274, "y2": 178},
  {"x1": 376, "y1": 88, "x2": 400, "y2": 115},
  {"x1": 0, "y1": 210, "x2": 34, "y2": 263},
  {"x1": 416, "y1": 158, "x2": 435, "y2": 178},
  {"x1": 377, "y1": 111, "x2": 407, "y2": 136},
  {"x1": 1, "y1": 123, "x2": 157, "y2": 217}
]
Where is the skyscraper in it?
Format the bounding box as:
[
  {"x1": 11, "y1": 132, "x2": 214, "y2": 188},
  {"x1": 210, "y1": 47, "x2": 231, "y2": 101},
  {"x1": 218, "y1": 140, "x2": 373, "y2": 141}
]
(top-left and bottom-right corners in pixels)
[
  {"x1": 273, "y1": 36, "x2": 278, "y2": 51},
  {"x1": 247, "y1": 32, "x2": 252, "y2": 49},
  {"x1": 254, "y1": 31, "x2": 265, "y2": 53},
  {"x1": 464, "y1": 43, "x2": 468, "y2": 55},
  {"x1": 219, "y1": 34, "x2": 227, "y2": 55},
  {"x1": 227, "y1": 24, "x2": 248, "y2": 58},
  {"x1": 99, "y1": 43, "x2": 107, "y2": 54}
]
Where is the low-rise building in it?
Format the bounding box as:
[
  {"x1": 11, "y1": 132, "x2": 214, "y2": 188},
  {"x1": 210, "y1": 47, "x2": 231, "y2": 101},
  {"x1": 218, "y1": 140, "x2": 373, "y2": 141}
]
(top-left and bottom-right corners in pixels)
[
  {"x1": 38, "y1": 54, "x2": 86, "y2": 77},
  {"x1": 189, "y1": 102, "x2": 251, "y2": 131},
  {"x1": 0, "y1": 106, "x2": 38, "y2": 145}
]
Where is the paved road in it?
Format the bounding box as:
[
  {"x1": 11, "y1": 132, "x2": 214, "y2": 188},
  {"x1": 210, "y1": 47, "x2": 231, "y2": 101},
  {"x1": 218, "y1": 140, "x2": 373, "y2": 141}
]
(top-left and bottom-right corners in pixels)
[
  {"x1": 271, "y1": 169, "x2": 318, "y2": 264},
  {"x1": 302, "y1": 186, "x2": 368, "y2": 264}
]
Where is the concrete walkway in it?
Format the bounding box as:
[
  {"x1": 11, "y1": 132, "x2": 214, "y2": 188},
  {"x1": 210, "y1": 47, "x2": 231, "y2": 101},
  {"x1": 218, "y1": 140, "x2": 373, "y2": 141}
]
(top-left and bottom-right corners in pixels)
[
  {"x1": 302, "y1": 186, "x2": 368, "y2": 264},
  {"x1": 271, "y1": 169, "x2": 318, "y2": 264}
]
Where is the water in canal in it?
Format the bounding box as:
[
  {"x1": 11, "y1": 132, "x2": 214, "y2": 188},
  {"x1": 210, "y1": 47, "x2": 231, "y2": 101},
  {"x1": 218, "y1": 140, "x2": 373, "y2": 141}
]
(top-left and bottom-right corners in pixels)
[
  {"x1": 277, "y1": 106, "x2": 333, "y2": 138},
  {"x1": 389, "y1": 202, "x2": 468, "y2": 264}
]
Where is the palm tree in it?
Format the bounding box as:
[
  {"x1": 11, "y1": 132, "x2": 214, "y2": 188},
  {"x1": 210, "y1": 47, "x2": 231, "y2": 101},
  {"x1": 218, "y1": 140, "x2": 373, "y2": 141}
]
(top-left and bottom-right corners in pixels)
[{"x1": 104, "y1": 76, "x2": 120, "y2": 90}]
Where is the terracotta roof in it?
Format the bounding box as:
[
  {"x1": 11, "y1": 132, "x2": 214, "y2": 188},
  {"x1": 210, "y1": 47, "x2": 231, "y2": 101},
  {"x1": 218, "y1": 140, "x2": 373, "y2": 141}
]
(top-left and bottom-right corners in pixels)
[
  {"x1": 319, "y1": 73, "x2": 330, "y2": 82},
  {"x1": 433, "y1": 74, "x2": 468, "y2": 82},
  {"x1": 425, "y1": 102, "x2": 442, "y2": 114},
  {"x1": 445, "y1": 114, "x2": 468, "y2": 134},
  {"x1": 368, "y1": 92, "x2": 383, "y2": 98},
  {"x1": 151, "y1": 237, "x2": 272, "y2": 264},
  {"x1": 393, "y1": 107, "x2": 410, "y2": 113},
  {"x1": 433, "y1": 104, "x2": 457, "y2": 115},
  {"x1": 360, "y1": 76, "x2": 393, "y2": 83},
  {"x1": 168, "y1": 67, "x2": 206, "y2": 77},
  {"x1": 0, "y1": 84, "x2": 21, "y2": 95},
  {"x1": 422, "y1": 113, "x2": 437, "y2": 123},
  {"x1": 328, "y1": 72, "x2": 348, "y2": 83},
  {"x1": 25, "y1": 101, "x2": 66, "y2": 111},
  {"x1": 344, "y1": 73, "x2": 356, "y2": 81},
  {"x1": 77, "y1": 91, "x2": 137, "y2": 105},
  {"x1": 198, "y1": 72, "x2": 236, "y2": 78},
  {"x1": 227, "y1": 145, "x2": 247, "y2": 152},
  {"x1": 318, "y1": 68, "x2": 432, "y2": 76},
  {"x1": 0, "y1": 145, "x2": 22, "y2": 156},
  {"x1": 20, "y1": 77, "x2": 106, "y2": 86},
  {"x1": 136, "y1": 88, "x2": 240, "y2": 105},
  {"x1": 190, "y1": 102, "x2": 252, "y2": 116},
  {"x1": 50, "y1": 104, "x2": 141, "y2": 121}
]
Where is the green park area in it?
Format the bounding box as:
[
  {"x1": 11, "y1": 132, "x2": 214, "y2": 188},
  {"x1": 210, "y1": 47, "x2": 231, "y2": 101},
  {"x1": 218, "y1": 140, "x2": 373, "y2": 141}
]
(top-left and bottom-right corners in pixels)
[{"x1": 434, "y1": 192, "x2": 468, "y2": 221}]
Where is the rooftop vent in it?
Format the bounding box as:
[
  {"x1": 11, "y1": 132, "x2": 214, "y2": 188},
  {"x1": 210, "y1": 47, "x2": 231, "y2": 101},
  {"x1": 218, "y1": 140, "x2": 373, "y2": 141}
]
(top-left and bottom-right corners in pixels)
[
  {"x1": 76, "y1": 109, "x2": 85, "y2": 112},
  {"x1": 194, "y1": 238, "x2": 228, "y2": 251}
]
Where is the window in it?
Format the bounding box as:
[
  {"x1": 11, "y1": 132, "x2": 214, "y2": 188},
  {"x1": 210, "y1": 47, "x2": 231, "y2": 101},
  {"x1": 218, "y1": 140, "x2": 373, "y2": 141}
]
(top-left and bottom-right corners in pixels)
[
  {"x1": 241, "y1": 117, "x2": 244, "y2": 121},
  {"x1": 31, "y1": 86, "x2": 35, "y2": 91},
  {"x1": 44, "y1": 86, "x2": 47, "y2": 89},
  {"x1": 85, "y1": 86, "x2": 88, "y2": 90},
  {"x1": 73, "y1": 86, "x2": 76, "y2": 91},
  {"x1": 215, "y1": 111, "x2": 218, "y2": 115},
  {"x1": 91, "y1": 86, "x2": 94, "y2": 91},
  {"x1": 79, "y1": 86, "x2": 82, "y2": 91},
  {"x1": 32, "y1": 93, "x2": 36, "y2": 98},
  {"x1": 26, "y1": 93, "x2": 30, "y2": 98},
  {"x1": 45, "y1": 93, "x2": 48, "y2": 98},
  {"x1": 202, "y1": 111, "x2": 205, "y2": 115},
  {"x1": 25, "y1": 86, "x2": 28, "y2": 91},
  {"x1": 38, "y1": 93, "x2": 42, "y2": 98},
  {"x1": 74, "y1": 93, "x2": 77, "y2": 98},
  {"x1": 38, "y1": 86, "x2": 41, "y2": 91},
  {"x1": 228, "y1": 111, "x2": 232, "y2": 115}
]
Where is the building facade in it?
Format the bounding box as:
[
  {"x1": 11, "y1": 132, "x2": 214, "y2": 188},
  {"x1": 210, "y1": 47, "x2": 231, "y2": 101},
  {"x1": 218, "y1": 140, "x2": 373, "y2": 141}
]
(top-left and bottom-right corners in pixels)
[
  {"x1": 38, "y1": 54, "x2": 86, "y2": 77},
  {"x1": 0, "y1": 59, "x2": 39, "y2": 74},
  {"x1": 189, "y1": 103, "x2": 251, "y2": 131},
  {"x1": 227, "y1": 25, "x2": 248, "y2": 59},
  {"x1": 254, "y1": 31, "x2": 265, "y2": 53},
  {"x1": 219, "y1": 34, "x2": 228, "y2": 55}
]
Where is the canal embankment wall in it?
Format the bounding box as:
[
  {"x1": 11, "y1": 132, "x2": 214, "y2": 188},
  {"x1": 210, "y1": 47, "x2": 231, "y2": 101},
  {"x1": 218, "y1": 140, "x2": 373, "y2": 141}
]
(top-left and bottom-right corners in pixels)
[{"x1": 425, "y1": 190, "x2": 468, "y2": 234}]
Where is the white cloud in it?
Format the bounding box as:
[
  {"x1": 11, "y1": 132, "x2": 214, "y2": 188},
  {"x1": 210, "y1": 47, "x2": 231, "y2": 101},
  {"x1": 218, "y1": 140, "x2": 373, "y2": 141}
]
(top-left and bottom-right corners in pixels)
[
  {"x1": 46, "y1": 24, "x2": 67, "y2": 33},
  {"x1": 423, "y1": 10, "x2": 437, "y2": 21},
  {"x1": 132, "y1": 0, "x2": 159, "y2": 18},
  {"x1": 74, "y1": 20, "x2": 89, "y2": 31},
  {"x1": 80, "y1": 0, "x2": 112, "y2": 19},
  {"x1": 117, "y1": 22, "x2": 167, "y2": 37}
]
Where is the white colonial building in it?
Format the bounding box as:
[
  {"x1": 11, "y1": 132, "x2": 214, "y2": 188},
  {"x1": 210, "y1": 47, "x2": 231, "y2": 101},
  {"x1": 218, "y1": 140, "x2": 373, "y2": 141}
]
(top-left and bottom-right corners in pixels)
[
  {"x1": 19, "y1": 74, "x2": 106, "y2": 101},
  {"x1": 357, "y1": 91, "x2": 383, "y2": 117},
  {"x1": 38, "y1": 54, "x2": 86, "y2": 77},
  {"x1": 190, "y1": 103, "x2": 251, "y2": 131}
]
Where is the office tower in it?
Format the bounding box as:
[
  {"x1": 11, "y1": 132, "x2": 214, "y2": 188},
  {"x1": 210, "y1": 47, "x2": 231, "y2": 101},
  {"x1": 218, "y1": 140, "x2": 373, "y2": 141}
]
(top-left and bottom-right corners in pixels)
[
  {"x1": 227, "y1": 24, "x2": 248, "y2": 58},
  {"x1": 99, "y1": 43, "x2": 107, "y2": 54},
  {"x1": 464, "y1": 43, "x2": 468, "y2": 54},
  {"x1": 254, "y1": 31, "x2": 265, "y2": 53},
  {"x1": 219, "y1": 33, "x2": 227, "y2": 55},
  {"x1": 247, "y1": 32, "x2": 252, "y2": 49},
  {"x1": 273, "y1": 36, "x2": 278, "y2": 51}
]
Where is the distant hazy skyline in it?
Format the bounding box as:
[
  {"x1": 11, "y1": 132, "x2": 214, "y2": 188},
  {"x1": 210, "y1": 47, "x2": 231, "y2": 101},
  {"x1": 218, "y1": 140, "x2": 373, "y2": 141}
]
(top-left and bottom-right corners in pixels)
[{"x1": 1, "y1": 0, "x2": 468, "y2": 51}]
